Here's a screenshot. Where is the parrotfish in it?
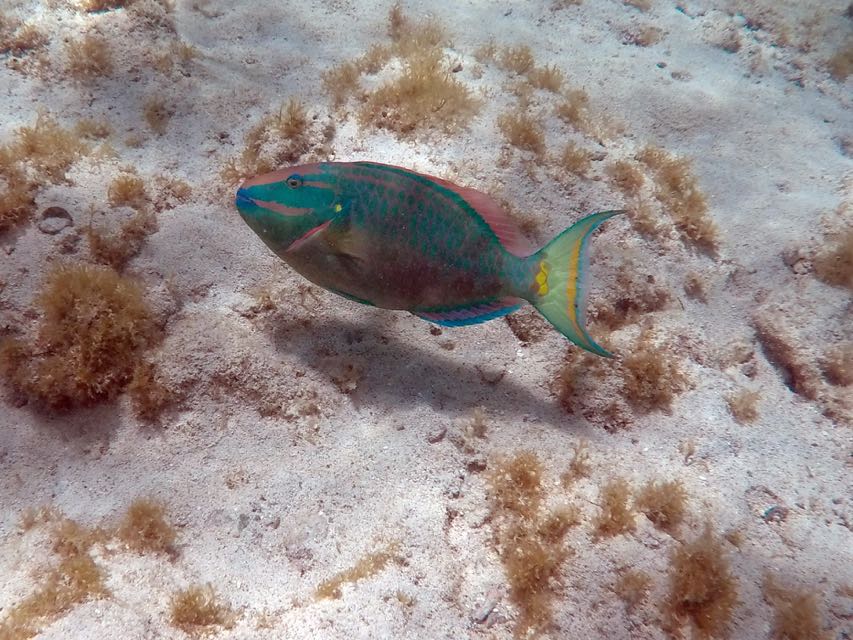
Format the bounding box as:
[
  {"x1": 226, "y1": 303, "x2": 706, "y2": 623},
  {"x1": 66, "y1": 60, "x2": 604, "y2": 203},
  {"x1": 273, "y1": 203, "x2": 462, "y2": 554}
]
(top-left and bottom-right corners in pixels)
[{"x1": 235, "y1": 161, "x2": 621, "y2": 356}]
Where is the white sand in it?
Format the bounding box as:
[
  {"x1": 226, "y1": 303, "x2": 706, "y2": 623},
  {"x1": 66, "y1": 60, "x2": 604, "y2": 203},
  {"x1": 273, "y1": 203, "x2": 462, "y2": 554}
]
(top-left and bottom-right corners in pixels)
[{"x1": 1, "y1": 1, "x2": 851, "y2": 638}]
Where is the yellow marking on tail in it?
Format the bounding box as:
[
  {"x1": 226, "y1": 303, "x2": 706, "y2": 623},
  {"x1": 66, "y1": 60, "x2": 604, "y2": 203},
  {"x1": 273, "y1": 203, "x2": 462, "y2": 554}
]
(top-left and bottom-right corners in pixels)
[
  {"x1": 536, "y1": 260, "x2": 550, "y2": 295},
  {"x1": 565, "y1": 239, "x2": 583, "y2": 336}
]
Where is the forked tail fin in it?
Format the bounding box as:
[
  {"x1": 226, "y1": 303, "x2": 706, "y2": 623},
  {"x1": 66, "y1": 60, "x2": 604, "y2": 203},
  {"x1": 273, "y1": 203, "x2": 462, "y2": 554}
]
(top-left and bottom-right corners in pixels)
[{"x1": 528, "y1": 210, "x2": 623, "y2": 357}]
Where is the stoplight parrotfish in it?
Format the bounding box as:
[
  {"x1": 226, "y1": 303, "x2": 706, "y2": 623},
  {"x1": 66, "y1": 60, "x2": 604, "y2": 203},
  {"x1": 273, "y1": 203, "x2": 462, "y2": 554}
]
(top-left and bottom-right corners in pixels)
[{"x1": 235, "y1": 161, "x2": 622, "y2": 357}]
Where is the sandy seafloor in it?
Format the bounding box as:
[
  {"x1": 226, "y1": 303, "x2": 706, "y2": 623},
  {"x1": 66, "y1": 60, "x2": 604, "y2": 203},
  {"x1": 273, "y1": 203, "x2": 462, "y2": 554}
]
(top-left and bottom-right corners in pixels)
[{"x1": 0, "y1": 0, "x2": 851, "y2": 638}]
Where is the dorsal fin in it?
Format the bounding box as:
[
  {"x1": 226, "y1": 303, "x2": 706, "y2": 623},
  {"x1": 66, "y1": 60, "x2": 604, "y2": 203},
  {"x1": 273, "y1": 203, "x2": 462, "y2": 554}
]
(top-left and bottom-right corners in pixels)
[{"x1": 350, "y1": 161, "x2": 538, "y2": 257}]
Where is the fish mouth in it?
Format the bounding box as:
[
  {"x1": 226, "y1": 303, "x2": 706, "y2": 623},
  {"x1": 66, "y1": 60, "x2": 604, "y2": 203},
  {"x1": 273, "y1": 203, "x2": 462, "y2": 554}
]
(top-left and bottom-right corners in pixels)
[{"x1": 235, "y1": 188, "x2": 255, "y2": 209}]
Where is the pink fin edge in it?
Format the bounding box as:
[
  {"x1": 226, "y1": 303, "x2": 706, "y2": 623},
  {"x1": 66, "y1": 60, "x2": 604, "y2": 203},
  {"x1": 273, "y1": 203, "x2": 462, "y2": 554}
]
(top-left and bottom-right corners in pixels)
[{"x1": 347, "y1": 161, "x2": 538, "y2": 257}]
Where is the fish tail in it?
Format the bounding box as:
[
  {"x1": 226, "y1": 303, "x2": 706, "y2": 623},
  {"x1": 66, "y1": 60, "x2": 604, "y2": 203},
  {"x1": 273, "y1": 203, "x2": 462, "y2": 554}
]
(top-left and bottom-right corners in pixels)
[{"x1": 526, "y1": 210, "x2": 623, "y2": 357}]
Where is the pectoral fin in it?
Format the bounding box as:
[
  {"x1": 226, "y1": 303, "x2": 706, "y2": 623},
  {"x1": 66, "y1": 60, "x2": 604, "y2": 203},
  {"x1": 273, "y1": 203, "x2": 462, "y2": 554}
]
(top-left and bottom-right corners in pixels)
[
  {"x1": 324, "y1": 216, "x2": 369, "y2": 262},
  {"x1": 285, "y1": 214, "x2": 369, "y2": 272}
]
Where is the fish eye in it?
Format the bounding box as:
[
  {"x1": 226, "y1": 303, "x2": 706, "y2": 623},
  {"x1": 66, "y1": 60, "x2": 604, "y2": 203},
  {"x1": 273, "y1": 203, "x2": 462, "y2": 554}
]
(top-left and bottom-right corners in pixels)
[{"x1": 286, "y1": 174, "x2": 303, "y2": 189}]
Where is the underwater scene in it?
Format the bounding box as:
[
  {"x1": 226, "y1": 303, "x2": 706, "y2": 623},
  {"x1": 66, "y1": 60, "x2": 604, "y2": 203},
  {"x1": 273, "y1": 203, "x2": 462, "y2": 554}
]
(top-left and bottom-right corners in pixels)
[{"x1": 0, "y1": 0, "x2": 851, "y2": 638}]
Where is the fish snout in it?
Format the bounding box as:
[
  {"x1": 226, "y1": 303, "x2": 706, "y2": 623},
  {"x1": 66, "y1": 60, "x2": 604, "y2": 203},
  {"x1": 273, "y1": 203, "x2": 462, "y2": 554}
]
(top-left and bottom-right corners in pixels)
[{"x1": 235, "y1": 188, "x2": 255, "y2": 211}]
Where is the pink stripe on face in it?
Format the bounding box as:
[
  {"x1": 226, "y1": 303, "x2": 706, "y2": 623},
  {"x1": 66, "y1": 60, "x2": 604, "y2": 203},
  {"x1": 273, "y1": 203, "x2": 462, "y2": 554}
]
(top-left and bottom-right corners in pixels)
[
  {"x1": 251, "y1": 198, "x2": 312, "y2": 217},
  {"x1": 287, "y1": 220, "x2": 331, "y2": 252}
]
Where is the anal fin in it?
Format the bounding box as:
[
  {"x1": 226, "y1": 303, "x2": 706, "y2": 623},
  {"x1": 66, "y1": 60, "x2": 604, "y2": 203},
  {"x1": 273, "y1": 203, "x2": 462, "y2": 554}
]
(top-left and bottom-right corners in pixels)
[{"x1": 414, "y1": 297, "x2": 523, "y2": 327}]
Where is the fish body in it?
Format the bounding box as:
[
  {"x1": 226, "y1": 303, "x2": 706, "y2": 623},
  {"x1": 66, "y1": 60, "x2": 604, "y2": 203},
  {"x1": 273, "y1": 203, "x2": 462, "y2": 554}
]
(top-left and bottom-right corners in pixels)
[{"x1": 235, "y1": 161, "x2": 620, "y2": 356}]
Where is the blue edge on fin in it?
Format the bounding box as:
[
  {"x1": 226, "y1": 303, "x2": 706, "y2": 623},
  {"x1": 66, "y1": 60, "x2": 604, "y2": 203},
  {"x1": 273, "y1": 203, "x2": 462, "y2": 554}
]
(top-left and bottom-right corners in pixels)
[{"x1": 415, "y1": 299, "x2": 523, "y2": 327}]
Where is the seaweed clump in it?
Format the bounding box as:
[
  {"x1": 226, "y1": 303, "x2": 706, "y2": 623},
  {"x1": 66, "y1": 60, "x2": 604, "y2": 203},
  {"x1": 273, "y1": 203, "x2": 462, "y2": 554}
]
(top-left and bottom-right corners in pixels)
[
  {"x1": 0, "y1": 143, "x2": 34, "y2": 232},
  {"x1": 15, "y1": 114, "x2": 88, "y2": 182},
  {"x1": 486, "y1": 42, "x2": 564, "y2": 92},
  {"x1": 322, "y1": 60, "x2": 361, "y2": 107},
  {"x1": 497, "y1": 108, "x2": 546, "y2": 158},
  {"x1": 635, "y1": 478, "x2": 687, "y2": 533},
  {"x1": 0, "y1": 516, "x2": 108, "y2": 639},
  {"x1": 499, "y1": 45, "x2": 535, "y2": 74},
  {"x1": 621, "y1": 329, "x2": 689, "y2": 413},
  {"x1": 752, "y1": 314, "x2": 820, "y2": 401},
  {"x1": 0, "y1": 555, "x2": 108, "y2": 639},
  {"x1": 386, "y1": 1, "x2": 446, "y2": 58},
  {"x1": 314, "y1": 541, "x2": 401, "y2": 600},
  {"x1": 1, "y1": 498, "x2": 181, "y2": 638},
  {"x1": 222, "y1": 97, "x2": 324, "y2": 182},
  {"x1": 505, "y1": 306, "x2": 551, "y2": 345},
  {"x1": 555, "y1": 89, "x2": 595, "y2": 136},
  {"x1": 827, "y1": 38, "x2": 853, "y2": 82},
  {"x1": 753, "y1": 312, "x2": 851, "y2": 424},
  {"x1": 560, "y1": 439, "x2": 591, "y2": 487},
  {"x1": 726, "y1": 388, "x2": 760, "y2": 424},
  {"x1": 527, "y1": 64, "x2": 564, "y2": 92},
  {"x1": 486, "y1": 451, "x2": 579, "y2": 637},
  {"x1": 143, "y1": 96, "x2": 173, "y2": 135},
  {"x1": 821, "y1": 342, "x2": 852, "y2": 387},
  {"x1": 127, "y1": 360, "x2": 178, "y2": 422},
  {"x1": 555, "y1": 347, "x2": 629, "y2": 430},
  {"x1": 88, "y1": 171, "x2": 157, "y2": 270},
  {"x1": 684, "y1": 272, "x2": 708, "y2": 302},
  {"x1": 555, "y1": 328, "x2": 687, "y2": 429},
  {"x1": 665, "y1": 526, "x2": 738, "y2": 639},
  {"x1": 813, "y1": 227, "x2": 853, "y2": 291},
  {"x1": 321, "y1": 4, "x2": 480, "y2": 138},
  {"x1": 762, "y1": 576, "x2": 829, "y2": 640},
  {"x1": 80, "y1": 0, "x2": 130, "y2": 10},
  {"x1": 109, "y1": 171, "x2": 148, "y2": 207},
  {"x1": 0, "y1": 264, "x2": 155, "y2": 410},
  {"x1": 66, "y1": 34, "x2": 113, "y2": 80},
  {"x1": 593, "y1": 477, "x2": 636, "y2": 538},
  {"x1": 51, "y1": 517, "x2": 108, "y2": 559},
  {"x1": 588, "y1": 258, "x2": 671, "y2": 331},
  {"x1": 170, "y1": 585, "x2": 234, "y2": 636},
  {"x1": 116, "y1": 498, "x2": 177, "y2": 555},
  {"x1": 623, "y1": 24, "x2": 664, "y2": 47},
  {"x1": 0, "y1": 16, "x2": 47, "y2": 58},
  {"x1": 558, "y1": 142, "x2": 592, "y2": 177},
  {"x1": 638, "y1": 145, "x2": 718, "y2": 253},
  {"x1": 614, "y1": 569, "x2": 652, "y2": 610},
  {"x1": 361, "y1": 48, "x2": 480, "y2": 136},
  {"x1": 1, "y1": 114, "x2": 90, "y2": 233},
  {"x1": 606, "y1": 160, "x2": 645, "y2": 197}
]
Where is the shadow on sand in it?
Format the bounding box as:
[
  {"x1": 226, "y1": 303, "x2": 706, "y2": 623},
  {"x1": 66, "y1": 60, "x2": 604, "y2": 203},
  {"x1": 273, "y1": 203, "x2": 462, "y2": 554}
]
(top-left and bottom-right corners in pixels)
[{"x1": 271, "y1": 313, "x2": 577, "y2": 428}]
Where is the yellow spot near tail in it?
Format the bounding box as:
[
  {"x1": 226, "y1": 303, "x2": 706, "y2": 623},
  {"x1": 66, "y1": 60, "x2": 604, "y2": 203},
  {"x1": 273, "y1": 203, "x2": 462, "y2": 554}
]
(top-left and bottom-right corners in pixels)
[
  {"x1": 536, "y1": 260, "x2": 550, "y2": 296},
  {"x1": 334, "y1": 203, "x2": 343, "y2": 212}
]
